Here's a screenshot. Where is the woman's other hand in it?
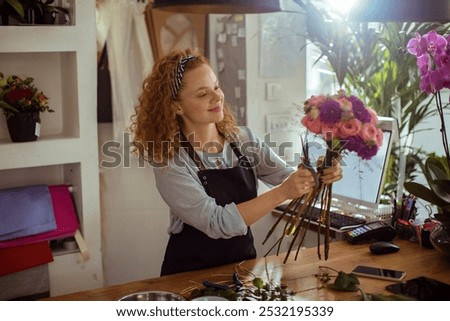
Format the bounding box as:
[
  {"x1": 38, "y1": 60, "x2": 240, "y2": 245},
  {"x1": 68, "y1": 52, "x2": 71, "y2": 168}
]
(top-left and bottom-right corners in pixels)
[
  {"x1": 279, "y1": 166, "x2": 317, "y2": 199},
  {"x1": 321, "y1": 158, "x2": 343, "y2": 185}
]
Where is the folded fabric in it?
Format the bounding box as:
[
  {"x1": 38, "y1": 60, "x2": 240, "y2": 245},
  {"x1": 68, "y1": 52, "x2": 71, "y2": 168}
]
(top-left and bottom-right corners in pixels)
[
  {"x1": 0, "y1": 185, "x2": 56, "y2": 241},
  {"x1": 0, "y1": 241, "x2": 53, "y2": 277},
  {"x1": 0, "y1": 185, "x2": 79, "y2": 249}
]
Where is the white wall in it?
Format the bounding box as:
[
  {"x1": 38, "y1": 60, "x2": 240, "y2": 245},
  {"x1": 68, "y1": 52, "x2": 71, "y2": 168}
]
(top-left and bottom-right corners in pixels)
[
  {"x1": 98, "y1": 12, "x2": 308, "y2": 286},
  {"x1": 243, "y1": 13, "x2": 309, "y2": 256},
  {"x1": 98, "y1": 124, "x2": 170, "y2": 285}
]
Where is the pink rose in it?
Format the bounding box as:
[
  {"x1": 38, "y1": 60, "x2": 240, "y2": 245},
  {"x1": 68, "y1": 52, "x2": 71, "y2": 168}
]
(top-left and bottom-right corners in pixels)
[
  {"x1": 306, "y1": 95, "x2": 327, "y2": 108},
  {"x1": 337, "y1": 118, "x2": 361, "y2": 138},
  {"x1": 301, "y1": 114, "x2": 322, "y2": 134},
  {"x1": 376, "y1": 128, "x2": 384, "y2": 147},
  {"x1": 367, "y1": 108, "x2": 378, "y2": 125},
  {"x1": 321, "y1": 123, "x2": 339, "y2": 141},
  {"x1": 358, "y1": 123, "x2": 378, "y2": 144}
]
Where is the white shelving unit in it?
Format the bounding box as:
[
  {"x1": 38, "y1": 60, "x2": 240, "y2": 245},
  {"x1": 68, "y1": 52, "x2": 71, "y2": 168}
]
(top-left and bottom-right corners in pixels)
[{"x1": 0, "y1": 1, "x2": 104, "y2": 296}]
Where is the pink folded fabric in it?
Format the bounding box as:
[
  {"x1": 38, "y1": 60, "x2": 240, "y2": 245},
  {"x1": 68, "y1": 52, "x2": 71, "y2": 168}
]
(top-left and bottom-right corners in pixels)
[{"x1": 0, "y1": 185, "x2": 79, "y2": 249}]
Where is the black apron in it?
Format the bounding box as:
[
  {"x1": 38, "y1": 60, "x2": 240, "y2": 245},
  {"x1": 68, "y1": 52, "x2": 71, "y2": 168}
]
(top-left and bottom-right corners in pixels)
[{"x1": 160, "y1": 139, "x2": 257, "y2": 276}]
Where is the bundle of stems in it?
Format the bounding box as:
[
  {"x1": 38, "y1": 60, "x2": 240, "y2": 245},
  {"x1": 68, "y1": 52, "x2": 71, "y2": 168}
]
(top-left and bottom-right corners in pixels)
[{"x1": 263, "y1": 140, "x2": 339, "y2": 263}]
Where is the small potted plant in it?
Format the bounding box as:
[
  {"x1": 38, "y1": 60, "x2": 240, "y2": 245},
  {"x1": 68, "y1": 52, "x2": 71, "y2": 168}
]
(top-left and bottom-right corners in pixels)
[
  {"x1": 0, "y1": 72, "x2": 54, "y2": 142},
  {"x1": 0, "y1": 0, "x2": 25, "y2": 25},
  {"x1": 20, "y1": 0, "x2": 69, "y2": 24}
]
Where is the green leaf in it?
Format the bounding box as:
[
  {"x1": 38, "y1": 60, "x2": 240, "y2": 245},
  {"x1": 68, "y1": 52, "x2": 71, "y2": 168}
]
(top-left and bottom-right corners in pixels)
[
  {"x1": 6, "y1": 0, "x2": 24, "y2": 18},
  {"x1": 434, "y1": 213, "x2": 450, "y2": 223},
  {"x1": 328, "y1": 271, "x2": 360, "y2": 292},
  {"x1": 252, "y1": 278, "x2": 264, "y2": 290},
  {"x1": 426, "y1": 157, "x2": 449, "y2": 182},
  {"x1": 404, "y1": 182, "x2": 450, "y2": 208},
  {"x1": 430, "y1": 179, "x2": 450, "y2": 204},
  {"x1": 0, "y1": 101, "x2": 19, "y2": 113}
]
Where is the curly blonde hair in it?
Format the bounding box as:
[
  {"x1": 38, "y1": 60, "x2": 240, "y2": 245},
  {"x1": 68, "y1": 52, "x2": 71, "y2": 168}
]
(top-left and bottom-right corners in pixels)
[{"x1": 130, "y1": 48, "x2": 238, "y2": 164}]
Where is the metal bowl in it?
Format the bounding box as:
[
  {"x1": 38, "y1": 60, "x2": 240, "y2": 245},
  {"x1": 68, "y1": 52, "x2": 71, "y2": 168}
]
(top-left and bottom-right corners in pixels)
[
  {"x1": 118, "y1": 291, "x2": 186, "y2": 301},
  {"x1": 191, "y1": 296, "x2": 229, "y2": 301}
]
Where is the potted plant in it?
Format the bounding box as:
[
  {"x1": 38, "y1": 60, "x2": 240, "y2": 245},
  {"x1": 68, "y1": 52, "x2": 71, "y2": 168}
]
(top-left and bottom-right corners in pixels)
[
  {"x1": 403, "y1": 29, "x2": 450, "y2": 255},
  {"x1": 405, "y1": 156, "x2": 450, "y2": 222},
  {"x1": 405, "y1": 155, "x2": 450, "y2": 254},
  {"x1": 0, "y1": 0, "x2": 25, "y2": 25},
  {"x1": 20, "y1": 0, "x2": 69, "y2": 24},
  {"x1": 0, "y1": 72, "x2": 54, "y2": 142}
]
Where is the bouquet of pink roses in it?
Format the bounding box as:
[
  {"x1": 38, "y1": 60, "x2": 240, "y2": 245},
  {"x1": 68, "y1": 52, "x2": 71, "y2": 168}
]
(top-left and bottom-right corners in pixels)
[
  {"x1": 264, "y1": 91, "x2": 382, "y2": 263},
  {"x1": 301, "y1": 91, "x2": 383, "y2": 161}
]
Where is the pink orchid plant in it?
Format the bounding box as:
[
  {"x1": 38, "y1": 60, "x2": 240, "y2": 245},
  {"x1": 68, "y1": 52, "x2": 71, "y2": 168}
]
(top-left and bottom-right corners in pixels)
[
  {"x1": 407, "y1": 30, "x2": 450, "y2": 169},
  {"x1": 405, "y1": 30, "x2": 450, "y2": 224}
]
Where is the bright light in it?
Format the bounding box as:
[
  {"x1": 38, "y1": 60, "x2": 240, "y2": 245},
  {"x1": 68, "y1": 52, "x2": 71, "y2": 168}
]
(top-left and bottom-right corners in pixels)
[{"x1": 325, "y1": 0, "x2": 357, "y2": 15}]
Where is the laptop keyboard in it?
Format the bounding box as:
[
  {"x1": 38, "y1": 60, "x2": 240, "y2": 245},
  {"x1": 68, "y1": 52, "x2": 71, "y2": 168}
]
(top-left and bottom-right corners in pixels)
[{"x1": 275, "y1": 203, "x2": 367, "y2": 230}]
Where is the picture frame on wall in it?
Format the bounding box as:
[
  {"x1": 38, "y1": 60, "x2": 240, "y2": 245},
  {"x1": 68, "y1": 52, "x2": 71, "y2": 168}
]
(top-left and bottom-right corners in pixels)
[{"x1": 145, "y1": 5, "x2": 208, "y2": 60}]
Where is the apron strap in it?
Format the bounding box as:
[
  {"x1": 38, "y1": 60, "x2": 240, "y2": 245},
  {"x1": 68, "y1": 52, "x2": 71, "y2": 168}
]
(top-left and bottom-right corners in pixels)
[
  {"x1": 229, "y1": 142, "x2": 250, "y2": 167},
  {"x1": 180, "y1": 134, "x2": 206, "y2": 170}
]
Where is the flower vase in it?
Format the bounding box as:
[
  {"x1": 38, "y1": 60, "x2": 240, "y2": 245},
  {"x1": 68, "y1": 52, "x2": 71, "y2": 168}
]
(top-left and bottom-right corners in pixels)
[
  {"x1": 430, "y1": 223, "x2": 450, "y2": 256},
  {"x1": 6, "y1": 113, "x2": 40, "y2": 142}
]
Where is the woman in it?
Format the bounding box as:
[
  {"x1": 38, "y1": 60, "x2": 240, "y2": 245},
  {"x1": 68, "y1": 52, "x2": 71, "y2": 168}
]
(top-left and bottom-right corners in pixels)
[{"x1": 131, "y1": 48, "x2": 342, "y2": 276}]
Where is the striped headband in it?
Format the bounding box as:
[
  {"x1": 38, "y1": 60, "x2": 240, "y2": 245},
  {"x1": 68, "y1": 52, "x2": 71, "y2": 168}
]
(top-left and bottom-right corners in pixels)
[{"x1": 172, "y1": 55, "x2": 197, "y2": 99}]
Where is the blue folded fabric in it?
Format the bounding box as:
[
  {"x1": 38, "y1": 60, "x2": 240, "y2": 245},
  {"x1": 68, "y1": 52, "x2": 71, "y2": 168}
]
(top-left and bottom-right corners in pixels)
[{"x1": 0, "y1": 185, "x2": 56, "y2": 241}]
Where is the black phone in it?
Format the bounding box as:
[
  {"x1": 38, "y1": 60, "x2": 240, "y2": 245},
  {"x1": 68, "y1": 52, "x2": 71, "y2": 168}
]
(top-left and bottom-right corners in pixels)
[
  {"x1": 345, "y1": 221, "x2": 396, "y2": 244},
  {"x1": 386, "y1": 276, "x2": 450, "y2": 300},
  {"x1": 352, "y1": 265, "x2": 406, "y2": 281}
]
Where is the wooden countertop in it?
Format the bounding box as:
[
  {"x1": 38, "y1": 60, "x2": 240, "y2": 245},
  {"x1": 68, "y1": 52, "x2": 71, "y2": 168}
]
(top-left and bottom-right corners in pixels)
[{"x1": 48, "y1": 239, "x2": 450, "y2": 301}]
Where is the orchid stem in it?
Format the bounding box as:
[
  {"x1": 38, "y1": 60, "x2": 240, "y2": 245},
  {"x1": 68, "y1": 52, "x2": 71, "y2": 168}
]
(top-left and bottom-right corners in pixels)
[{"x1": 435, "y1": 91, "x2": 450, "y2": 170}]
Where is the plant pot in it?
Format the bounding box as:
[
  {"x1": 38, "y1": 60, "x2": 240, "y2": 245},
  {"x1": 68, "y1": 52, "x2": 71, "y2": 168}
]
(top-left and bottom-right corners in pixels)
[
  {"x1": 0, "y1": 11, "x2": 9, "y2": 25},
  {"x1": 6, "y1": 113, "x2": 40, "y2": 142},
  {"x1": 25, "y1": 9, "x2": 56, "y2": 25},
  {"x1": 430, "y1": 223, "x2": 450, "y2": 256}
]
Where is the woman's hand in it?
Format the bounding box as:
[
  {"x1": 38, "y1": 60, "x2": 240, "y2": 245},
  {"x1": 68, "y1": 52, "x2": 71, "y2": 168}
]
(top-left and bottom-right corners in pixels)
[
  {"x1": 279, "y1": 166, "x2": 317, "y2": 199},
  {"x1": 320, "y1": 157, "x2": 343, "y2": 185}
]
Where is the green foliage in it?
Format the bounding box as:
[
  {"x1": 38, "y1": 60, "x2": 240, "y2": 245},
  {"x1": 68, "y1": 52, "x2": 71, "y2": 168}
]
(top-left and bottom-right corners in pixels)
[
  {"x1": 0, "y1": 72, "x2": 54, "y2": 120},
  {"x1": 316, "y1": 267, "x2": 412, "y2": 299},
  {"x1": 294, "y1": 0, "x2": 450, "y2": 196},
  {"x1": 405, "y1": 155, "x2": 450, "y2": 223},
  {"x1": 0, "y1": 0, "x2": 25, "y2": 22},
  {"x1": 189, "y1": 275, "x2": 295, "y2": 301},
  {"x1": 20, "y1": 0, "x2": 68, "y2": 15},
  {"x1": 328, "y1": 271, "x2": 360, "y2": 292},
  {"x1": 1, "y1": 1, "x2": 69, "y2": 24},
  {"x1": 6, "y1": 0, "x2": 24, "y2": 17}
]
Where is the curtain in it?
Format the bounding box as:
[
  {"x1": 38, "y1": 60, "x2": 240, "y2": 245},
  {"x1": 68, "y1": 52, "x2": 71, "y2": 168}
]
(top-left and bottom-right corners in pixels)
[{"x1": 96, "y1": 0, "x2": 153, "y2": 140}]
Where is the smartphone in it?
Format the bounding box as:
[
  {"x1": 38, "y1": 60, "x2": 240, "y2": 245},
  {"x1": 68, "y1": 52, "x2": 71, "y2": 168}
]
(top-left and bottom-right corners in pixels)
[
  {"x1": 351, "y1": 265, "x2": 406, "y2": 281},
  {"x1": 386, "y1": 276, "x2": 450, "y2": 300}
]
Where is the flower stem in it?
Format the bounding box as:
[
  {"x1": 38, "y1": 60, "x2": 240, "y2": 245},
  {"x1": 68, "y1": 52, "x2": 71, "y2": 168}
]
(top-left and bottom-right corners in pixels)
[{"x1": 435, "y1": 91, "x2": 450, "y2": 170}]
